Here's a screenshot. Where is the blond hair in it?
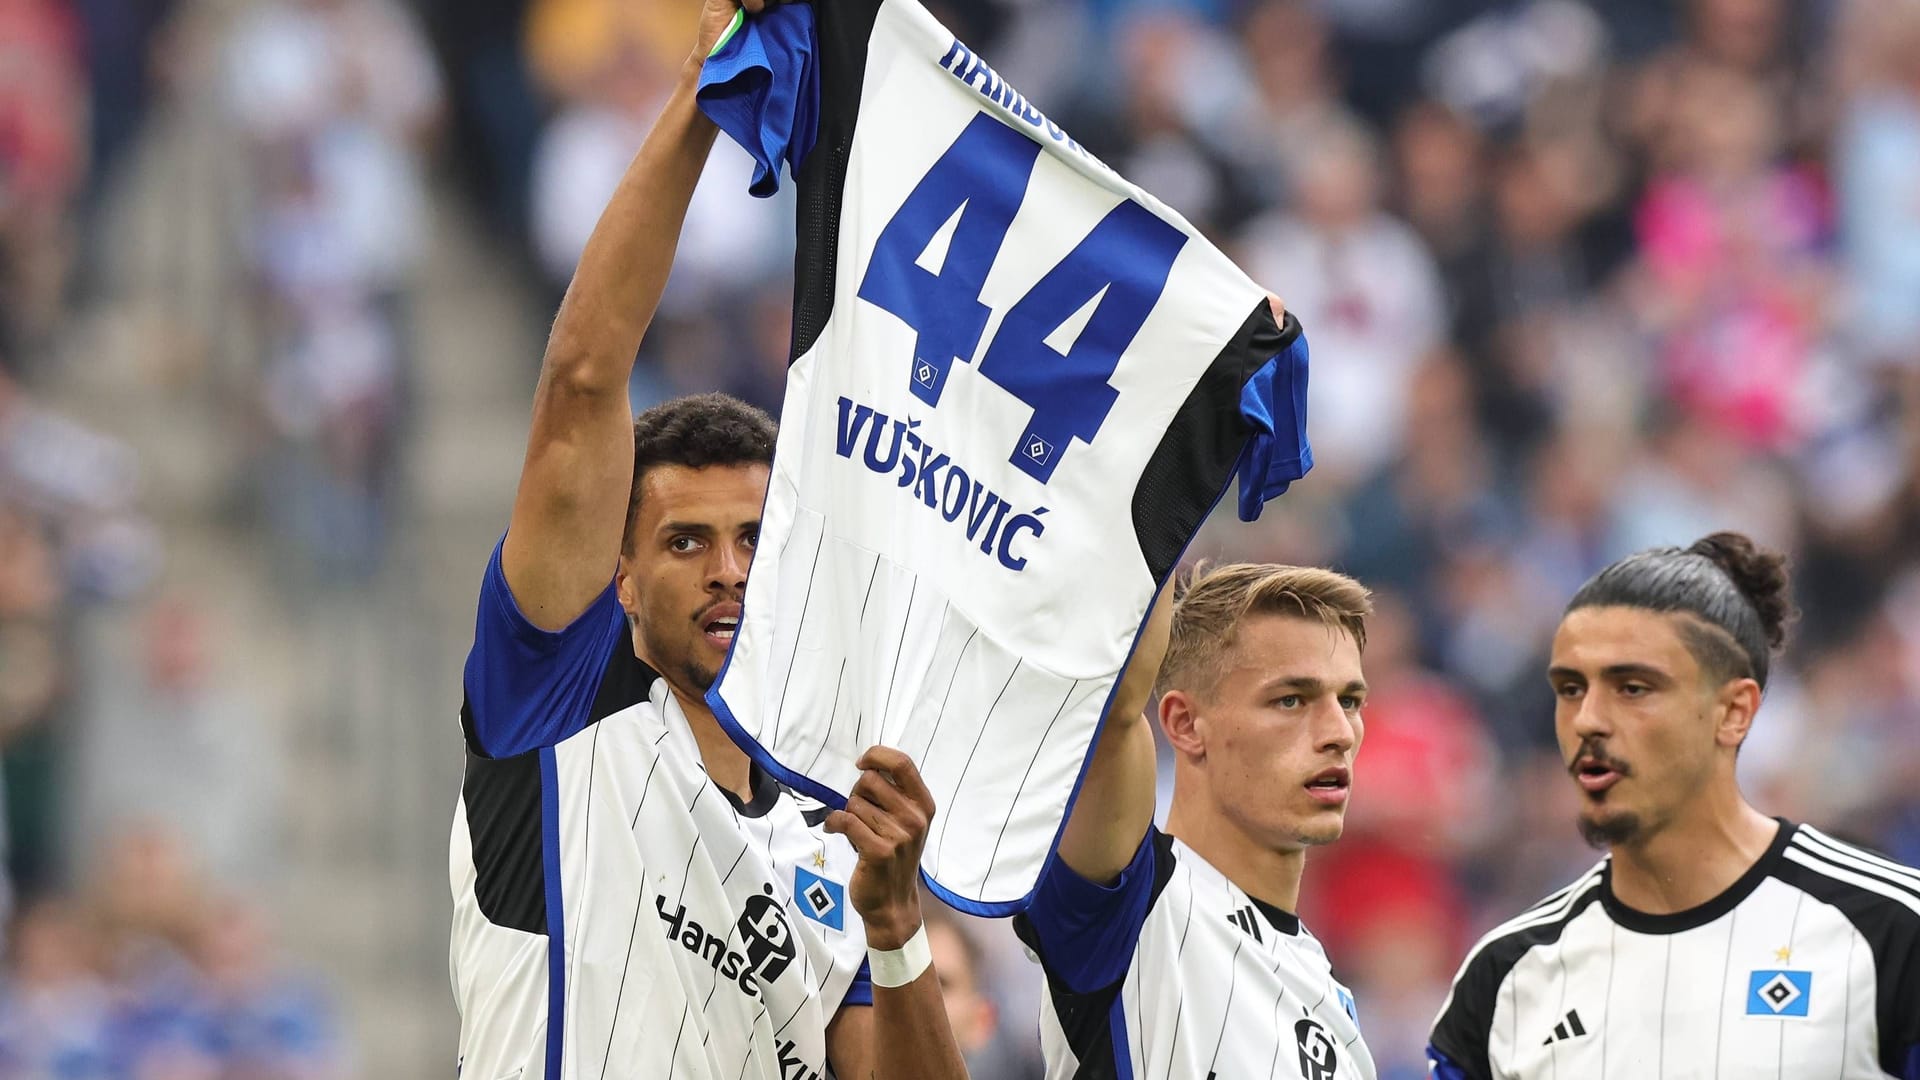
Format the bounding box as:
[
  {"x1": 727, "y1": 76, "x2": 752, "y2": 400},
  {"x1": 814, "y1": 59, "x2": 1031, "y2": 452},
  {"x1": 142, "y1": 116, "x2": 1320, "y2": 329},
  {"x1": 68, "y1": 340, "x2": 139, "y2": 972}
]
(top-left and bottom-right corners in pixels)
[{"x1": 1155, "y1": 563, "x2": 1373, "y2": 698}]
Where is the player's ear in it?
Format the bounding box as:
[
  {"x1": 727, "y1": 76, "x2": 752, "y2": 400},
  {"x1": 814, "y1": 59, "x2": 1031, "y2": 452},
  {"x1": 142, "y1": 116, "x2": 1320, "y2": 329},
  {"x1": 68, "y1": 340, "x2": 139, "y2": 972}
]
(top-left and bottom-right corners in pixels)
[
  {"x1": 1714, "y1": 676, "x2": 1761, "y2": 751},
  {"x1": 1158, "y1": 689, "x2": 1205, "y2": 759},
  {"x1": 614, "y1": 560, "x2": 641, "y2": 618}
]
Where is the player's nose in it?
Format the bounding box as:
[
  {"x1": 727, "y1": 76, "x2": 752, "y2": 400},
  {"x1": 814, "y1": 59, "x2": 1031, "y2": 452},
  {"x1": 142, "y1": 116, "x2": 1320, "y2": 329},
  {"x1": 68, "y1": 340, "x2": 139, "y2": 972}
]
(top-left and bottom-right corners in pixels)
[
  {"x1": 1567, "y1": 694, "x2": 1611, "y2": 739},
  {"x1": 1311, "y1": 698, "x2": 1357, "y2": 754},
  {"x1": 710, "y1": 542, "x2": 750, "y2": 590}
]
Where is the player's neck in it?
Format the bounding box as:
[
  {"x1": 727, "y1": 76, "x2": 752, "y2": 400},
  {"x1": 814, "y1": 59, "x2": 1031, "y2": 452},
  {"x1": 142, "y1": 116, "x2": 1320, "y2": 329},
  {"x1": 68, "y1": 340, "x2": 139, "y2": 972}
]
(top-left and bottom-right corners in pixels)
[
  {"x1": 1607, "y1": 794, "x2": 1779, "y2": 916},
  {"x1": 1166, "y1": 802, "x2": 1307, "y2": 914},
  {"x1": 671, "y1": 683, "x2": 756, "y2": 802}
]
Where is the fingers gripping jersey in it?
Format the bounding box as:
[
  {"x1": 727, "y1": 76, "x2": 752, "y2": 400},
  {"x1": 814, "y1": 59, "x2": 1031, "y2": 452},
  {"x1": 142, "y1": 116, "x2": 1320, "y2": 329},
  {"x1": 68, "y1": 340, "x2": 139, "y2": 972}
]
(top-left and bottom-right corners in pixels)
[{"x1": 696, "y1": 0, "x2": 1313, "y2": 913}]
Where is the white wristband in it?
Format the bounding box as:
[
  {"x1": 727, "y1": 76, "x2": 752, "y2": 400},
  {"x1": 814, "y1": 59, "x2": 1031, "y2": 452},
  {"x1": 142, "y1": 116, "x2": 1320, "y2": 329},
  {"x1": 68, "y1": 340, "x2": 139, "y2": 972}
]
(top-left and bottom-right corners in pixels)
[{"x1": 866, "y1": 923, "x2": 932, "y2": 988}]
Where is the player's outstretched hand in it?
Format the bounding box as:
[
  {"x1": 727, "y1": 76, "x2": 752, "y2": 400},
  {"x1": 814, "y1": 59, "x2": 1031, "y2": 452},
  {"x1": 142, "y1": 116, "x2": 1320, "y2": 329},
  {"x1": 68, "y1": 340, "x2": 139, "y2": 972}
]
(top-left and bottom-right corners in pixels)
[
  {"x1": 693, "y1": 0, "x2": 774, "y2": 68},
  {"x1": 824, "y1": 746, "x2": 934, "y2": 951}
]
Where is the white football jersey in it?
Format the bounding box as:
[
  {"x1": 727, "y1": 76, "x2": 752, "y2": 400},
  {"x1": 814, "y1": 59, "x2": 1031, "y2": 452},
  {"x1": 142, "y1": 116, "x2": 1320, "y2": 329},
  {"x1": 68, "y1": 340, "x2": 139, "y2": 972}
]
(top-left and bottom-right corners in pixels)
[
  {"x1": 696, "y1": 0, "x2": 1312, "y2": 912},
  {"x1": 450, "y1": 545, "x2": 869, "y2": 1080},
  {"x1": 1016, "y1": 828, "x2": 1376, "y2": 1080},
  {"x1": 1427, "y1": 821, "x2": 1920, "y2": 1080}
]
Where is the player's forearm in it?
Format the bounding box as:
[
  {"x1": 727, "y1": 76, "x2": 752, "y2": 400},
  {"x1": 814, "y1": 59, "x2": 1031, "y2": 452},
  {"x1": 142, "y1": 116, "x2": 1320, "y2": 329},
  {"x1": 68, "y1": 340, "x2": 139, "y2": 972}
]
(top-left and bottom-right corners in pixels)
[
  {"x1": 869, "y1": 971, "x2": 970, "y2": 1080},
  {"x1": 542, "y1": 68, "x2": 719, "y2": 394},
  {"x1": 1055, "y1": 708, "x2": 1156, "y2": 883}
]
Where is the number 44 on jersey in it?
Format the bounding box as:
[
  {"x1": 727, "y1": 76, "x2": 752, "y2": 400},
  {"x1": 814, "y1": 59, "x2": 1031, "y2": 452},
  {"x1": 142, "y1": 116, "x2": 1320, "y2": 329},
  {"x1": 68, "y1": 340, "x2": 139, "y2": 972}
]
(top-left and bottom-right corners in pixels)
[{"x1": 857, "y1": 113, "x2": 1188, "y2": 484}]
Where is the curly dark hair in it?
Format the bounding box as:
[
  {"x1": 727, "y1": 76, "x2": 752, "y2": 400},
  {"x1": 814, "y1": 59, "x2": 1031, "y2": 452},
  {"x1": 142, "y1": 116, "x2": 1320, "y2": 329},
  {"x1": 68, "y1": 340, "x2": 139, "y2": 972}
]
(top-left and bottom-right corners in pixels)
[{"x1": 620, "y1": 393, "x2": 777, "y2": 553}]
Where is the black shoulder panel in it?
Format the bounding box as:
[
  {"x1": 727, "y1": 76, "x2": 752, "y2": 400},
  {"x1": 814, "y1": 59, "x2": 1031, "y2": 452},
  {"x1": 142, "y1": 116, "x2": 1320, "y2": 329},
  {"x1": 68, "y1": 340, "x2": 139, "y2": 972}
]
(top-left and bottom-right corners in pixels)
[
  {"x1": 790, "y1": 0, "x2": 885, "y2": 362},
  {"x1": 1130, "y1": 305, "x2": 1299, "y2": 583},
  {"x1": 461, "y1": 700, "x2": 547, "y2": 935}
]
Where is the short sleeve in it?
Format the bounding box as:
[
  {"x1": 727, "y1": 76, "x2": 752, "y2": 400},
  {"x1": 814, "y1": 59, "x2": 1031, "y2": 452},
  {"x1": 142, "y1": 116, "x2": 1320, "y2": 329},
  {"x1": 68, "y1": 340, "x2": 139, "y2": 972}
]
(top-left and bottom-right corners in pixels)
[
  {"x1": 461, "y1": 536, "x2": 627, "y2": 758},
  {"x1": 695, "y1": 4, "x2": 820, "y2": 197},
  {"x1": 1234, "y1": 311, "x2": 1311, "y2": 522},
  {"x1": 1015, "y1": 829, "x2": 1160, "y2": 994},
  {"x1": 1425, "y1": 1044, "x2": 1478, "y2": 1080},
  {"x1": 841, "y1": 960, "x2": 873, "y2": 1008}
]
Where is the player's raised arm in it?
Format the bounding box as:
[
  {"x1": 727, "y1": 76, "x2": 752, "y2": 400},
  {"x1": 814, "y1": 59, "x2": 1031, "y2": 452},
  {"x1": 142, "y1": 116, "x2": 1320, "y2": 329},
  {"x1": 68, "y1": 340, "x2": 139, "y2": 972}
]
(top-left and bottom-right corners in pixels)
[
  {"x1": 1052, "y1": 578, "x2": 1173, "y2": 884},
  {"x1": 499, "y1": 0, "x2": 763, "y2": 630},
  {"x1": 1052, "y1": 295, "x2": 1286, "y2": 885}
]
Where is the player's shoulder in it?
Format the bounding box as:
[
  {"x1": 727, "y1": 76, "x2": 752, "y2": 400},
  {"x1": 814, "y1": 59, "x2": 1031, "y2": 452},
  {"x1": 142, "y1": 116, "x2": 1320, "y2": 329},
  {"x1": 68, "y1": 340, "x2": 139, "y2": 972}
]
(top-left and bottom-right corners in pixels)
[
  {"x1": 1775, "y1": 822, "x2": 1920, "y2": 932},
  {"x1": 1452, "y1": 861, "x2": 1610, "y2": 987}
]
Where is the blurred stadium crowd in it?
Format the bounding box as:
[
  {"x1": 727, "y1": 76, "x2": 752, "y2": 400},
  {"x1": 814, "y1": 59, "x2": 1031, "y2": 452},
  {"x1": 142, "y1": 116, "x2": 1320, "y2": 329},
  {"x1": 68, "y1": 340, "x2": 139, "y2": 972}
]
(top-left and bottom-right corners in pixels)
[{"x1": 1, "y1": 0, "x2": 1918, "y2": 1075}]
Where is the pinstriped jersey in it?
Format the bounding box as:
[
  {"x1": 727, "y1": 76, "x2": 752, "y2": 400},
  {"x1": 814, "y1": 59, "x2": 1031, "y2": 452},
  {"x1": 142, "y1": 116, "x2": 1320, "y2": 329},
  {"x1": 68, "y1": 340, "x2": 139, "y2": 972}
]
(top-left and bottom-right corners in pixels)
[
  {"x1": 693, "y1": 0, "x2": 1312, "y2": 915},
  {"x1": 1016, "y1": 828, "x2": 1376, "y2": 1080},
  {"x1": 449, "y1": 542, "x2": 869, "y2": 1080},
  {"x1": 1427, "y1": 820, "x2": 1920, "y2": 1080}
]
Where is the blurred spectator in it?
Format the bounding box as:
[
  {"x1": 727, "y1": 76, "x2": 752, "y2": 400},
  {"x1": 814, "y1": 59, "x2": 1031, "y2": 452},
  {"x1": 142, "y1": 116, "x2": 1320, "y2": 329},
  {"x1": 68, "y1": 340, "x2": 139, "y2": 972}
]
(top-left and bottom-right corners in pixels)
[
  {"x1": 226, "y1": 0, "x2": 443, "y2": 583},
  {"x1": 1835, "y1": 1, "x2": 1920, "y2": 373},
  {"x1": 1628, "y1": 65, "x2": 1831, "y2": 451},
  {"x1": 1421, "y1": 0, "x2": 1609, "y2": 135},
  {"x1": 1240, "y1": 116, "x2": 1447, "y2": 483},
  {"x1": 0, "y1": 0, "x2": 87, "y2": 365},
  {"x1": 0, "y1": 825, "x2": 339, "y2": 1078},
  {"x1": 1223, "y1": 0, "x2": 1354, "y2": 208},
  {"x1": 925, "y1": 905, "x2": 1039, "y2": 1080},
  {"x1": 1074, "y1": 9, "x2": 1256, "y2": 237},
  {"x1": 75, "y1": 599, "x2": 276, "y2": 887},
  {"x1": 529, "y1": 43, "x2": 788, "y2": 309},
  {"x1": 191, "y1": 897, "x2": 344, "y2": 1078},
  {"x1": 0, "y1": 901, "x2": 114, "y2": 1078},
  {"x1": 226, "y1": 0, "x2": 441, "y2": 300},
  {"x1": 525, "y1": 0, "x2": 695, "y2": 103}
]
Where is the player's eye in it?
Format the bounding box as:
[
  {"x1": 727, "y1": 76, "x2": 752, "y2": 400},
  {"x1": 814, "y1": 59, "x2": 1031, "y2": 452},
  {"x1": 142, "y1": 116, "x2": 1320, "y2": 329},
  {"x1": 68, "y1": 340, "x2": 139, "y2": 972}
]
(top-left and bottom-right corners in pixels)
[
  {"x1": 669, "y1": 535, "x2": 701, "y2": 553},
  {"x1": 1620, "y1": 683, "x2": 1650, "y2": 697},
  {"x1": 743, "y1": 530, "x2": 759, "y2": 550},
  {"x1": 1554, "y1": 683, "x2": 1584, "y2": 700},
  {"x1": 1339, "y1": 695, "x2": 1363, "y2": 712},
  {"x1": 1275, "y1": 694, "x2": 1303, "y2": 709}
]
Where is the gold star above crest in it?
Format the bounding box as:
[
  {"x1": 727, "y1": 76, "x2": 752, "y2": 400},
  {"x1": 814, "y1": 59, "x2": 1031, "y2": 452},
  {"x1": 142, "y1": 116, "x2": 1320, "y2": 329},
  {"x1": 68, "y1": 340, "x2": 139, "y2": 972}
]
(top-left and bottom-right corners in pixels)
[
  {"x1": 1774, "y1": 946, "x2": 1792, "y2": 963},
  {"x1": 813, "y1": 849, "x2": 828, "y2": 869}
]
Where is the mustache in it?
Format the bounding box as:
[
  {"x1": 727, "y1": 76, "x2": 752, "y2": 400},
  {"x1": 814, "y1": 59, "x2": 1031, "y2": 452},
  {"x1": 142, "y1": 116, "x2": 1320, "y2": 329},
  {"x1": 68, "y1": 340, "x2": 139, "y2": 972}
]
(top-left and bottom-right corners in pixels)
[
  {"x1": 1568, "y1": 737, "x2": 1632, "y2": 777},
  {"x1": 692, "y1": 593, "x2": 745, "y2": 624}
]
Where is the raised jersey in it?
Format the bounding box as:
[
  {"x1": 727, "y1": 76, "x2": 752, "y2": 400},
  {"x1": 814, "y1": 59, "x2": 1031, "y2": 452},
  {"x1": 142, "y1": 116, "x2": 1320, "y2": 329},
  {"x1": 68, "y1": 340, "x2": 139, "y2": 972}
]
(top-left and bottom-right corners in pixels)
[{"x1": 695, "y1": 0, "x2": 1312, "y2": 913}]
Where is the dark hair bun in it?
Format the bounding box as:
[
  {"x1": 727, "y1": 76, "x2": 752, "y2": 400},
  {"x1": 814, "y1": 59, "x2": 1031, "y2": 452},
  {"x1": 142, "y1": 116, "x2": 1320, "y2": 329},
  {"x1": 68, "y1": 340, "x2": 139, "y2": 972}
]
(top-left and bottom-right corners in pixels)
[{"x1": 1687, "y1": 532, "x2": 1793, "y2": 652}]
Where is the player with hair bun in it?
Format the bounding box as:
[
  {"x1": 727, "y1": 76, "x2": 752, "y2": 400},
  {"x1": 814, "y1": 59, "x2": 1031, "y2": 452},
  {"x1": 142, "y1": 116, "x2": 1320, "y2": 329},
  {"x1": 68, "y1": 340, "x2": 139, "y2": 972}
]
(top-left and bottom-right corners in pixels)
[{"x1": 1428, "y1": 532, "x2": 1920, "y2": 1080}]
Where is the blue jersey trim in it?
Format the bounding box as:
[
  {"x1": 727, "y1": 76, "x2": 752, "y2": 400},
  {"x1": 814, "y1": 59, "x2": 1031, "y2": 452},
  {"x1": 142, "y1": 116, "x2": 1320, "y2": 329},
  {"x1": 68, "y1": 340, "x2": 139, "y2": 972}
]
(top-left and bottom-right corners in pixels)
[
  {"x1": 1233, "y1": 328, "x2": 1313, "y2": 522},
  {"x1": 540, "y1": 747, "x2": 567, "y2": 1077},
  {"x1": 843, "y1": 960, "x2": 874, "y2": 1008},
  {"x1": 1111, "y1": 993, "x2": 1136, "y2": 1080},
  {"x1": 1426, "y1": 1045, "x2": 1473, "y2": 1080},
  {"x1": 695, "y1": 2, "x2": 820, "y2": 197},
  {"x1": 1903, "y1": 1043, "x2": 1920, "y2": 1080}
]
